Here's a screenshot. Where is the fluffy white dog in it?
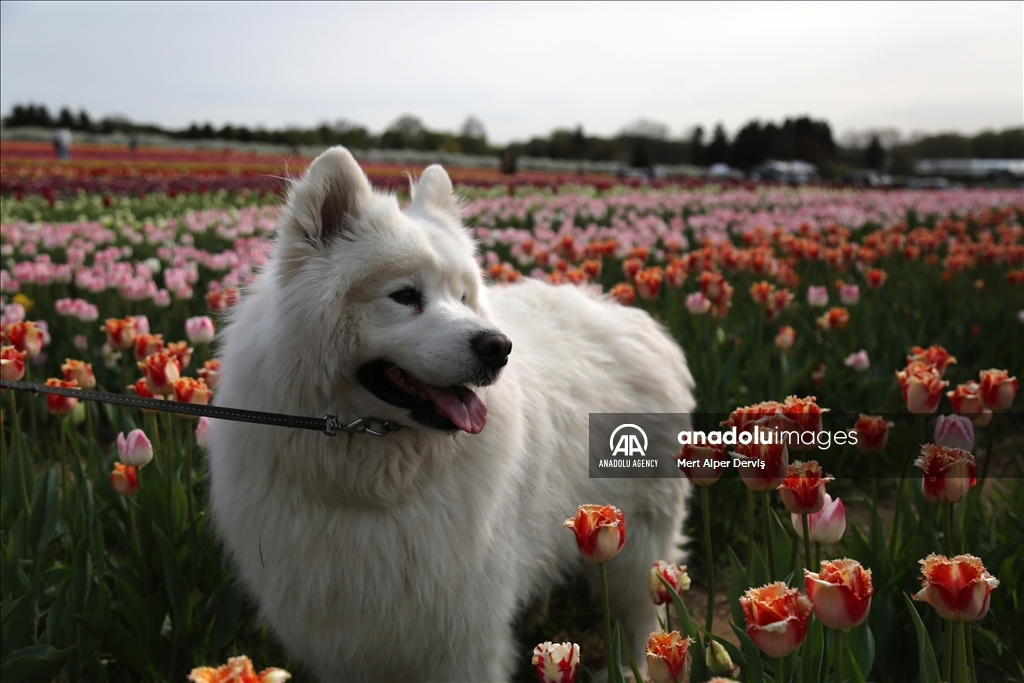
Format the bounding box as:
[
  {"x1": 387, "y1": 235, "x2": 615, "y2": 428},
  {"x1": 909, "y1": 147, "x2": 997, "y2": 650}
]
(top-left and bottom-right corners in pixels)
[{"x1": 209, "y1": 147, "x2": 695, "y2": 681}]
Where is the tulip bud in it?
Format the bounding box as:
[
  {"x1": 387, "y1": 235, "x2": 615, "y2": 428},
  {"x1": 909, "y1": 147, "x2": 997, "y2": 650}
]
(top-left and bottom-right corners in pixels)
[
  {"x1": 531, "y1": 642, "x2": 579, "y2": 683},
  {"x1": 706, "y1": 640, "x2": 738, "y2": 677},
  {"x1": 186, "y1": 315, "x2": 216, "y2": 345},
  {"x1": 196, "y1": 416, "x2": 213, "y2": 449},
  {"x1": 117, "y1": 429, "x2": 153, "y2": 467},
  {"x1": 563, "y1": 504, "x2": 626, "y2": 563},
  {"x1": 934, "y1": 414, "x2": 974, "y2": 451}
]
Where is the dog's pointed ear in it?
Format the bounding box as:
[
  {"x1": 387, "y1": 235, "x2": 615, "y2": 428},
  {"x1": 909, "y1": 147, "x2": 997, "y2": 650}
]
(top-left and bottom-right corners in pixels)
[
  {"x1": 286, "y1": 147, "x2": 372, "y2": 247},
  {"x1": 410, "y1": 165, "x2": 460, "y2": 220}
]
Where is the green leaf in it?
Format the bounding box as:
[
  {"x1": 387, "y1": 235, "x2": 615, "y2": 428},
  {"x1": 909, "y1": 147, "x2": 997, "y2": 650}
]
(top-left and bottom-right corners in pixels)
[
  {"x1": 845, "y1": 622, "x2": 875, "y2": 680},
  {"x1": 1, "y1": 572, "x2": 39, "y2": 652},
  {"x1": 0, "y1": 645, "x2": 73, "y2": 683},
  {"x1": 28, "y1": 469, "x2": 59, "y2": 556},
  {"x1": 731, "y1": 621, "x2": 766, "y2": 683},
  {"x1": 152, "y1": 526, "x2": 192, "y2": 633},
  {"x1": 771, "y1": 510, "x2": 795, "y2": 584},
  {"x1": 902, "y1": 592, "x2": 941, "y2": 683},
  {"x1": 620, "y1": 620, "x2": 645, "y2": 683},
  {"x1": 844, "y1": 640, "x2": 868, "y2": 683},
  {"x1": 75, "y1": 615, "x2": 154, "y2": 676},
  {"x1": 206, "y1": 580, "x2": 243, "y2": 654},
  {"x1": 608, "y1": 621, "x2": 626, "y2": 683},
  {"x1": 799, "y1": 617, "x2": 823, "y2": 683},
  {"x1": 728, "y1": 546, "x2": 750, "y2": 630}
]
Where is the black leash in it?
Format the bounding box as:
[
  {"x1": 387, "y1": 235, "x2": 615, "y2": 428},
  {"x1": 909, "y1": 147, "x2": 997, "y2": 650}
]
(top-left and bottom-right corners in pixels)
[{"x1": 0, "y1": 379, "x2": 401, "y2": 437}]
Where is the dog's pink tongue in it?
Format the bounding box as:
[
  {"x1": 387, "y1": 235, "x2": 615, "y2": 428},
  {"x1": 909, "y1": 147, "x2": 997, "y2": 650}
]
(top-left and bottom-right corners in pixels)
[{"x1": 424, "y1": 385, "x2": 488, "y2": 434}]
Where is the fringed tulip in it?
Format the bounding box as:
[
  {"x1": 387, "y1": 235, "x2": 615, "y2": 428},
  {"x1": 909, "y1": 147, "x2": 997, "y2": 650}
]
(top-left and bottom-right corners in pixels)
[
  {"x1": 852, "y1": 414, "x2": 893, "y2": 453},
  {"x1": 804, "y1": 558, "x2": 873, "y2": 629},
  {"x1": 909, "y1": 345, "x2": 957, "y2": 377},
  {"x1": 531, "y1": 642, "x2": 579, "y2": 683},
  {"x1": 914, "y1": 444, "x2": 976, "y2": 504},
  {"x1": 188, "y1": 655, "x2": 291, "y2": 683},
  {"x1": 563, "y1": 504, "x2": 626, "y2": 563},
  {"x1": 677, "y1": 442, "x2": 728, "y2": 486},
  {"x1": 778, "y1": 460, "x2": 832, "y2": 514},
  {"x1": 913, "y1": 554, "x2": 999, "y2": 622},
  {"x1": 978, "y1": 369, "x2": 1018, "y2": 411},
  {"x1": 648, "y1": 561, "x2": 691, "y2": 605},
  {"x1": 739, "y1": 583, "x2": 812, "y2": 658},
  {"x1": 733, "y1": 439, "x2": 788, "y2": 491},
  {"x1": 646, "y1": 631, "x2": 692, "y2": 683}
]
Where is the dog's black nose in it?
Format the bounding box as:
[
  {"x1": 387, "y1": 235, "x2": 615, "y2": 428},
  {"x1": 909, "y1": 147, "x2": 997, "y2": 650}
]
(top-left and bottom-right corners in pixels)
[{"x1": 472, "y1": 332, "x2": 512, "y2": 369}]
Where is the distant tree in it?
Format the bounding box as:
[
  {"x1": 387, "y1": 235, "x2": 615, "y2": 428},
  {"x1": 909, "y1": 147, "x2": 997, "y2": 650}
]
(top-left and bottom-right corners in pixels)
[
  {"x1": 706, "y1": 123, "x2": 729, "y2": 165},
  {"x1": 729, "y1": 120, "x2": 767, "y2": 169},
  {"x1": 865, "y1": 135, "x2": 884, "y2": 170},
  {"x1": 620, "y1": 118, "x2": 669, "y2": 140},
  {"x1": 458, "y1": 116, "x2": 489, "y2": 155},
  {"x1": 890, "y1": 146, "x2": 917, "y2": 175},
  {"x1": 57, "y1": 107, "x2": 76, "y2": 129},
  {"x1": 2, "y1": 103, "x2": 54, "y2": 127},
  {"x1": 76, "y1": 109, "x2": 93, "y2": 131},
  {"x1": 689, "y1": 126, "x2": 705, "y2": 166},
  {"x1": 970, "y1": 128, "x2": 1024, "y2": 158},
  {"x1": 910, "y1": 134, "x2": 970, "y2": 159}
]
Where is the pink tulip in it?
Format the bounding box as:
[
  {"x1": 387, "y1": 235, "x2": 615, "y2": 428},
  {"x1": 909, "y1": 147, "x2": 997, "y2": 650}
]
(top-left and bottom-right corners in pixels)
[
  {"x1": 934, "y1": 414, "x2": 974, "y2": 451},
  {"x1": 685, "y1": 292, "x2": 711, "y2": 315},
  {"x1": 844, "y1": 350, "x2": 870, "y2": 372},
  {"x1": 117, "y1": 429, "x2": 153, "y2": 467},
  {"x1": 791, "y1": 492, "x2": 845, "y2": 544},
  {"x1": 186, "y1": 316, "x2": 216, "y2": 345},
  {"x1": 807, "y1": 286, "x2": 829, "y2": 307},
  {"x1": 839, "y1": 283, "x2": 860, "y2": 305},
  {"x1": 195, "y1": 416, "x2": 213, "y2": 448}
]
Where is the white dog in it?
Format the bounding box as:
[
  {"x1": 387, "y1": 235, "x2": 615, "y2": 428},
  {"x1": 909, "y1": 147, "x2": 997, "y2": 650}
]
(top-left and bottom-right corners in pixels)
[{"x1": 208, "y1": 147, "x2": 695, "y2": 681}]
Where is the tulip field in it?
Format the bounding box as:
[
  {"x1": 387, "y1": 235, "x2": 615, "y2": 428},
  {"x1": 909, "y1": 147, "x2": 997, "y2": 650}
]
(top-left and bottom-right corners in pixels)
[{"x1": 1, "y1": 145, "x2": 1023, "y2": 682}]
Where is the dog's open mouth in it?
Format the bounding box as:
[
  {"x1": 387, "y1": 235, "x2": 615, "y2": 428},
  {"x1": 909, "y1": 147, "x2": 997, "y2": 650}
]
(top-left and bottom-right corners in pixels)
[{"x1": 357, "y1": 360, "x2": 488, "y2": 434}]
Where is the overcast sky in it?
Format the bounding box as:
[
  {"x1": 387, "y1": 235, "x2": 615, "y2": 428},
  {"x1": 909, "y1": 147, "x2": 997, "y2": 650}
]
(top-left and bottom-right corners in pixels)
[{"x1": 1, "y1": 1, "x2": 1021, "y2": 144}]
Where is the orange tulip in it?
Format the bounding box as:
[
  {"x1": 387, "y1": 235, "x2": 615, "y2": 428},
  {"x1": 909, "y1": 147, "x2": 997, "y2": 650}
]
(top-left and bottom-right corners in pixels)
[
  {"x1": 188, "y1": 655, "x2": 291, "y2": 683},
  {"x1": 61, "y1": 358, "x2": 96, "y2": 390},
  {"x1": 102, "y1": 317, "x2": 137, "y2": 351},
  {"x1": 133, "y1": 333, "x2": 164, "y2": 361},
  {"x1": 908, "y1": 345, "x2": 957, "y2": 377},
  {"x1": 44, "y1": 378, "x2": 78, "y2": 415},
  {"x1": 138, "y1": 351, "x2": 181, "y2": 396},
  {"x1": 609, "y1": 282, "x2": 635, "y2": 306},
  {"x1": 172, "y1": 377, "x2": 212, "y2": 417},
  {"x1": 947, "y1": 381, "x2": 984, "y2": 415},
  {"x1": 109, "y1": 462, "x2": 139, "y2": 496},
  {"x1": 896, "y1": 362, "x2": 948, "y2": 414},
  {"x1": 635, "y1": 267, "x2": 664, "y2": 300}
]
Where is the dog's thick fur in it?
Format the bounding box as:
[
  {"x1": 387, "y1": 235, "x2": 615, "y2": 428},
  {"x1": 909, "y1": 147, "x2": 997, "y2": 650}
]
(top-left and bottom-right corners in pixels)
[{"x1": 208, "y1": 148, "x2": 695, "y2": 681}]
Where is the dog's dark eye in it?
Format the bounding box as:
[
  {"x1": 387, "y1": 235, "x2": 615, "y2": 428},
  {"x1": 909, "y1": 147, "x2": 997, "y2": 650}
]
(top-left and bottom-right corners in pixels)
[
  {"x1": 461, "y1": 295, "x2": 467, "y2": 305},
  {"x1": 389, "y1": 287, "x2": 423, "y2": 308}
]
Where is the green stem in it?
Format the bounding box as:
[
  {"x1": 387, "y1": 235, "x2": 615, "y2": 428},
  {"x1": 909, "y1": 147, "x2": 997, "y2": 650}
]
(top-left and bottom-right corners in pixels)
[
  {"x1": 776, "y1": 655, "x2": 785, "y2": 683},
  {"x1": 890, "y1": 415, "x2": 923, "y2": 554},
  {"x1": 665, "y1": 604, "x2": 671, "y2": 634},
  {"x1": 763, "y1": 490, "x2": 777, "y2": 581},
  {"x1": 164, "y1": 412, "x2": 173, "y2": 526},
  {"x1": 815, "y1": 542, "x2": 820, "y2": 569},
  {"x1": 944, "y1": 504, "x2": 954, "y2": 557},
  {"x1": 8, "y1": 391, "x2": 31, "y2": 515},
  {"x1": 185, "y1": 421, "x2": 196, "y2": 536},
  {"x1": 834, "y1": 628, "x2": 845, "y2": 683},
  {"x1": 953, "y1": 621, "x2": 968, "y2": 683},
  {"x1": 599, "y1": 562, "x2": 614, "y2": 669},
  {"x1": 59, "y1": 418, "x2": 69, "y2": 517},
  {"x1": 148, "y1": 412, "x2": 162, "y2": 475},
  {"x1": 943, "y1": 619, "x2": 953, "y2": 683},
  {"x1": 747, "y1": 487, "x2": 755, "y2": 576},
  {"x1": 25, "y1": 366, "x2": 38, "y2": 459},
  {"x1": 802, "y1": 516, "x2": 811, "y2": 581},
  {"x1": 702, "y1": 485, "x2": 715, "y2": 635},
  {"x1": 965, "y1": 622, "x2": 977, "y2": 683},
  {"x1": 128, "y1": 498, "x2": 142, "y2": 556}
]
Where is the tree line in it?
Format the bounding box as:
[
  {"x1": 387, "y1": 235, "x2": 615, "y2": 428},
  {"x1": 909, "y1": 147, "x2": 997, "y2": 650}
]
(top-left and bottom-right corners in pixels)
[{"x1": 3, "y1": 103, "x2": 1022, "y2": 172}]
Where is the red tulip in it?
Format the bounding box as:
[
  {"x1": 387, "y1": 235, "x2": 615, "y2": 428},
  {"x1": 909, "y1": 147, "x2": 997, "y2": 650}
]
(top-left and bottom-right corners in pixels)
[
  {"x1": 167, "y1": 340, "x2": 194, "y2": 371},
  {"x1": 110, "y1": 462, "x2": 139, "y2": 496},
  {"x1": 44, "y1": 378, "x2": 78, "y2": 415},
  {"x1": 778, "y1": 460, "x2": 832, "y2": 514},
  {"x1": 914, "y1": 444, "x2": 976, "y2": 505},
  {"x1": 1, "y1": 345, "x2": 26, "y2": 382},
  {"x1": 173, "y1": 377, "x2": 212, "y2": 413},
  {"x1": 946, "y1": 381, "x2": 984, "y2": 415},
  {"x1": 676, "y1": 442, "x2": 728, "y2": 486},
  {"x1": 563, "y1": 504, "x2": 626, "y2": 563},
  {"x1": 782, "y1": 395, "x2": 828, "y2": 450},
  {"x1": 4, "y1": 321, "x2": 44, "y2": 359},
  {"x1": 978, "y1": 369, "x2": 1018, "y2": 411},
  {"x1": 133, "y1": 333, "x2": 164, "y2": 361},
  {"x1": 852, "y1": 414, "x2": 894, "y2": 453},
  {"x1": 733, "y1": 439, "x2": 789, "y2": 492},
  {"x1": 740, "y1": 582, "x2": 812, "y2": 658},
  {"x1": 102, "y1": 317, "x2": 137, "y2": 351},
  {"x1": 908, "y1": 345, "x2": 957, "y2": 377},
  {"x1": 531, "y1": 642, "x2": 579, "y2": 683},
  {"x1": 774, "y1": 326, "x2": 796, "y2": 352},
  {"x1": 646, "y1": 631, "x2": 692, "y2": 683},
  {"x1": 609, "y1": 283, "x2": 635, "y2": 306},
  {"x1": 138, "y1": 351, "x2": 181, "y2": 396},
  {"x1": 197, "y1": 359, "x2": 221, "y2": 390},
  {"x1": 913, "y1": 554, "x2": 999, "y2": 622},
  {"x1": 804, "y1": 558, "x2": 873, "y2": 630},
  {"x1": 635, "y1": 267, "x2": 663, "y2": 300},
  {"x1": 649, "y1": 560, "x2": 691, "y2": 605}
]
